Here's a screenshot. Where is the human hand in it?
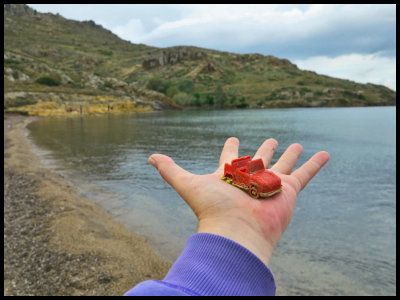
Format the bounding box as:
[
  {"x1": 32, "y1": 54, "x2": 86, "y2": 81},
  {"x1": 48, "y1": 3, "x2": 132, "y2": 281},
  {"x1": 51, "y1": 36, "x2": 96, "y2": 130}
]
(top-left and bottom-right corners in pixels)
[{"x1": 148, "y1": 137, "x2": 330, "y2": 266}]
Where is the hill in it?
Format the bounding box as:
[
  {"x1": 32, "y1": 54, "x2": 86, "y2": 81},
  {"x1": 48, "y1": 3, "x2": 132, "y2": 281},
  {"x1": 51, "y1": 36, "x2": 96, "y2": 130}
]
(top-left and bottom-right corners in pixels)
[{"x1": 4, "y1": 4, "x2": 396, "y2": 116}]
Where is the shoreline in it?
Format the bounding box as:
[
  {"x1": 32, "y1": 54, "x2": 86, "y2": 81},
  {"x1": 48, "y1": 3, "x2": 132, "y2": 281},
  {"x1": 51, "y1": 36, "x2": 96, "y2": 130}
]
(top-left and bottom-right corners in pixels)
[{"x1": 4, "y1": 114, "x2": 171, "y2": 296}]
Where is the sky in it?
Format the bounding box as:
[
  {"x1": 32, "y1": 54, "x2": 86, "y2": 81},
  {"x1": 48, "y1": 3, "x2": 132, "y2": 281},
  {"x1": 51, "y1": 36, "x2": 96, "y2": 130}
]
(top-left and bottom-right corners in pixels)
[{"x1": 27, "y1": 4, "x2": 396, "y2": 91}]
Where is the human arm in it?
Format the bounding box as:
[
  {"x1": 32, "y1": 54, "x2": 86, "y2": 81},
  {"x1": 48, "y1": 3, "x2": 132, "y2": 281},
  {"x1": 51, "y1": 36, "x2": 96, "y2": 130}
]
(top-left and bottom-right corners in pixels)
[{"x1": 125, "y1": 137, "x2": 330, "y2": 295}]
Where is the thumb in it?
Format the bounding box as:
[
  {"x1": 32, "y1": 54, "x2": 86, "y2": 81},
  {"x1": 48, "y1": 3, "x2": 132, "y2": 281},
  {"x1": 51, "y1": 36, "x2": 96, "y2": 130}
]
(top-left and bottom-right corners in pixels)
[{"x1": 148, "y1": 154, "x2": 193, "y2": 199}]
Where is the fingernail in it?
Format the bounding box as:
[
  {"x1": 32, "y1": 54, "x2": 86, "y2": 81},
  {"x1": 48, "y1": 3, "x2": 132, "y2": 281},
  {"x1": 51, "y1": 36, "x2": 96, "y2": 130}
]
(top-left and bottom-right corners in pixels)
[{"x1": 148, "y1": 156, "x2": 156, "y2": 167}]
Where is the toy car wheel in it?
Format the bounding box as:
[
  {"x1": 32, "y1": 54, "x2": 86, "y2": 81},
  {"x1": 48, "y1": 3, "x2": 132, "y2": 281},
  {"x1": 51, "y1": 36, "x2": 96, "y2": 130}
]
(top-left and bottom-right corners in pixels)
[{"x1": 249, "y1": 186, "x2": 259, "y2": 198}]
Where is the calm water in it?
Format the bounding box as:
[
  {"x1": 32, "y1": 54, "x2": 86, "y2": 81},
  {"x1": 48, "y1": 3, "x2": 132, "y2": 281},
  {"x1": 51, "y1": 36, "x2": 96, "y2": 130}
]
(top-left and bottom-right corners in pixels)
[{"x1": 27, "y1": 107, "x2": 396, "y2": 295}]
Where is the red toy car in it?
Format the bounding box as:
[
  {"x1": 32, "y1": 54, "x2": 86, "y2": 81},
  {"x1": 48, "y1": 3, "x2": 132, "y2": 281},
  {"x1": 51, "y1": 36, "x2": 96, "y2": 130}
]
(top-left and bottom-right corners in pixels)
[{"x1": 221, "y1": 156, "x2": 282, "y2": 198}]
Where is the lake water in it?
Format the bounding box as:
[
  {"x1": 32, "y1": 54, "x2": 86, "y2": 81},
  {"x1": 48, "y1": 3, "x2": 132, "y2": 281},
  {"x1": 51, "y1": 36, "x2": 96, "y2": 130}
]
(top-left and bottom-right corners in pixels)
[{"x1": 27, "y1": 106, "x2": 396, "y2": 295}]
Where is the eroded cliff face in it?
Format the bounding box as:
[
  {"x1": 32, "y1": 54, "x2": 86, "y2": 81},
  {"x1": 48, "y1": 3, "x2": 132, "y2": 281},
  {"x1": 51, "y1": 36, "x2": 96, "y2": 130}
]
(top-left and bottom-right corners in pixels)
[{"x1": 4, "y1": 85, "x2": 178, "y2": 117}]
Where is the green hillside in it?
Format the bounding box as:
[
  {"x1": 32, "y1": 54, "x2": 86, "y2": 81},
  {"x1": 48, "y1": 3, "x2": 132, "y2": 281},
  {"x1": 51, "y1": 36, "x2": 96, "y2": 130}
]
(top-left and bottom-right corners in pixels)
[{"x1": 4, "y1": 4, "x2": 395, "y2": 116}]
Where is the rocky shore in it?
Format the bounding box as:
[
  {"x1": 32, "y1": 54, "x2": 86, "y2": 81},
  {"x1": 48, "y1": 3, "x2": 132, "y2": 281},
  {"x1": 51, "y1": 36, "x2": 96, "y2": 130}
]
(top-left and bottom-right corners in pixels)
[{"x1": 4, "y1": 114, "x2": 171, "y2": 296}]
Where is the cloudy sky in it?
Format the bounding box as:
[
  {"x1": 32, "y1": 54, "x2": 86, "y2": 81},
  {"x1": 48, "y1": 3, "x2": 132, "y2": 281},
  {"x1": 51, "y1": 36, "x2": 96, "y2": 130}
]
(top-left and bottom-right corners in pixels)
[{"x1": 28, "y1": 4, "x2": 396, "y2": 90}]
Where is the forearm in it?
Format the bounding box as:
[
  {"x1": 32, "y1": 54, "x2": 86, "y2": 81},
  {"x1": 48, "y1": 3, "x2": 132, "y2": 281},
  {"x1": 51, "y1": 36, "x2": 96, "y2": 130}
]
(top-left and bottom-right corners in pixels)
[
  {"x1": 125, "y1": 233, "x2": 276, "y2": 296},
  {"x1": 197, "y1": 216, "x2": 275, "y2": 266}
]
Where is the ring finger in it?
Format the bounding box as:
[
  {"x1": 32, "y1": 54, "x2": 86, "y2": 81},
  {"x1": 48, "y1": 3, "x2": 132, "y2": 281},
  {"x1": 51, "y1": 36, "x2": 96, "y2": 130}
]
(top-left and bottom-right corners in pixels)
[{"x1": 271, "y1": 143, "x2": 303, "y2": 174}]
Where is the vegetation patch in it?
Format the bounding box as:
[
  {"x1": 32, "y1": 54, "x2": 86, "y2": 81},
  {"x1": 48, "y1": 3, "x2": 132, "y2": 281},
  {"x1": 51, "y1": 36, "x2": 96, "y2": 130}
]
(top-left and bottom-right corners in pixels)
[{"x1": 36, "y1": 77, "x2": 61, "y2": 86}]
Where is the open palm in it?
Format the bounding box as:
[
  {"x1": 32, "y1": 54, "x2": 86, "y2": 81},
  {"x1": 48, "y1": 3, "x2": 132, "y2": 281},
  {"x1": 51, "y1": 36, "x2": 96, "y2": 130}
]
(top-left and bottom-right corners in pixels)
[{"x1": 149, "y1": 137, "x2": 330, "y2": 265}]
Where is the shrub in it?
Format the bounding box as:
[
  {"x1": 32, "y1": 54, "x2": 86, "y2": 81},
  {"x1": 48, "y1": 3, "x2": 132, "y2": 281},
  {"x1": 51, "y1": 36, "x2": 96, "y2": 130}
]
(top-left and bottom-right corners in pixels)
[
  {"x1": 214, "y1": 85, "x2": 227, "y2": 105},
  {"x1": 36, "y1": 76, "x2": 61, "y2": 86},
  {"x1": 98, "y1": 49, "x2": 113, "y2": 56},
  {"x1": 236, "y1": 97, "x2": 248, "y2": 108},
  {"x1": 5, "y1": 96, "x2": 38, "y2": 108},
  {"x1": 205, "y1": 94, "x2": 214, "y2": 106},
  {"x1": 236, "y1": 102, "x2": 249, "y2": 108},
  {"x1": 173, "y1": 92, "x2": 194, "y2": 105},
  {"x1": 103, "y1": 82, "x2": 113, "y2": 89},
  {"x1": 193, "y1": 96, "x2": 202, "y2": 107},
  {"x1": 146, "y1": 77, "x2": 172, "y2": 94},
  {"x1": 229, "y1": 94, "x2": 237, "y2": 104},
  {"x1": 178, "y1": 79, "x2": 194, "y2": 94},
  {"x1": 4, "y1": 109, "x2": 29, "y2": 116},
  {"x1": 166, "y1": 86, "x2": 180, "y2": 98}
]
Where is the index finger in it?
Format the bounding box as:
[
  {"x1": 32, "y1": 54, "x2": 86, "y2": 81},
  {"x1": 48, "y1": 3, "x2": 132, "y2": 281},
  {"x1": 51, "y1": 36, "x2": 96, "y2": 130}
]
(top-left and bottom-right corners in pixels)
[{"x1": 291, "y1": 151, "x2": 330, "y2": 193}]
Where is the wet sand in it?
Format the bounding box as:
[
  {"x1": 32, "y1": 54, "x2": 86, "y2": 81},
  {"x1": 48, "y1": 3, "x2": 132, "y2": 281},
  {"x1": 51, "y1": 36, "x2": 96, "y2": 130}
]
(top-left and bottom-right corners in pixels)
[{"x1": 4, "y1": 114, "x2": 171, "y2": 296}]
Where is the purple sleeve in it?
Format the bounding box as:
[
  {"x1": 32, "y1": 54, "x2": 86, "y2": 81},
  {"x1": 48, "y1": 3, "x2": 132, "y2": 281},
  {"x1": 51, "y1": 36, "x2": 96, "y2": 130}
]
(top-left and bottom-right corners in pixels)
[{"x1": 124, "y1": 233, "x2": 276, "y2": 296}]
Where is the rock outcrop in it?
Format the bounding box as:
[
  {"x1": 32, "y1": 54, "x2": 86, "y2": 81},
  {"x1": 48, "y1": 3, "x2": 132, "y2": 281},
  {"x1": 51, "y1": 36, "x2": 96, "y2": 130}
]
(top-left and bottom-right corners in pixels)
[
  {"x1": 4, "y1": 4, "x2": 36, "y2": 17},
  {"x1": 142, "y1": 48, "x2": 207, "y2": 69}
]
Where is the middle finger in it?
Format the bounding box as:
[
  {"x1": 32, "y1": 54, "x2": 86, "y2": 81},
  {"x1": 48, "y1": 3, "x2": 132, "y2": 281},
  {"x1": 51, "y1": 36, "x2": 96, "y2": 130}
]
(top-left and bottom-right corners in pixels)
[{"x1": 253, "y1": 138, "x2": 278, "y2": 169}]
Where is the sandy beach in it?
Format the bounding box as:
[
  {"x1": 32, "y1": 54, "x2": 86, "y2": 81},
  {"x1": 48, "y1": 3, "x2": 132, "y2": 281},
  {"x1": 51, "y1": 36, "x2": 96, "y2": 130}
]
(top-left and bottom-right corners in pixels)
[{"x1": 4, "y1": 114, "x2": 172, "y2": 296}]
